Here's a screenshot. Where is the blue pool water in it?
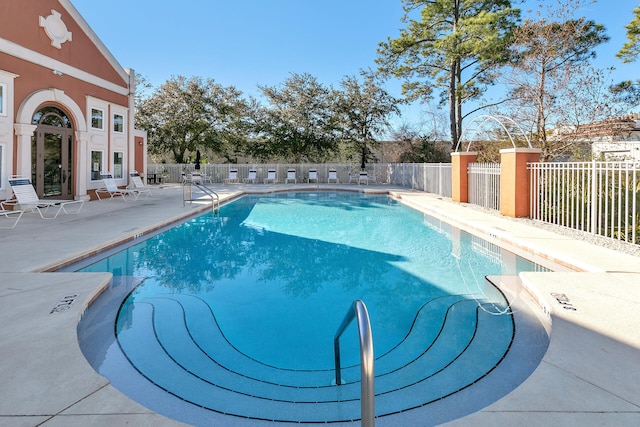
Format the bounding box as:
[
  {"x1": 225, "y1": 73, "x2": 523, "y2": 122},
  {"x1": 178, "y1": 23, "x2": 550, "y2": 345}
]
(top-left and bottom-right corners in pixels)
[{"x1": 77, "y1": 192, "x2": 550, "y2": 425}]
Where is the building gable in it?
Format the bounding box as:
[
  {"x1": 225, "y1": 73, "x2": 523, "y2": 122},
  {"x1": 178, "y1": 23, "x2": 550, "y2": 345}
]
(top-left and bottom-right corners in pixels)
[{"x1": 0, "y1": 0, "x2": 129, "y2": 92}]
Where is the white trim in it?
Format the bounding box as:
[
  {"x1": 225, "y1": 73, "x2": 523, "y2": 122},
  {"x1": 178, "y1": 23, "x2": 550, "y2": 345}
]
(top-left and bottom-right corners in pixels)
[
  {"x1": 0, "y1": 83, "x2": 6, "y2": 117},
  {"x1": 58, "y1": 0, "x2": 130, "y2": 84},
  {"x1": 0, "y1": 39, "x2": 129, "y2": 96},
  {"x1": 16, "y1": 89, "x2": 86, "y2": 132}
]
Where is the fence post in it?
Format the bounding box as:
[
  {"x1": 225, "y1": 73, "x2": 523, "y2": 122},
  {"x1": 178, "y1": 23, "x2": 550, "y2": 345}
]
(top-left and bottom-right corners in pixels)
[
  {"x1": 590, "y1": 160, "x2": 598, "y2": 235},
  {"x1": 500, "y1": 148, "x2": 541, "y2": 218},
  {"x1": 451, "y1": 152, "x2": 478, "y2": 203}
]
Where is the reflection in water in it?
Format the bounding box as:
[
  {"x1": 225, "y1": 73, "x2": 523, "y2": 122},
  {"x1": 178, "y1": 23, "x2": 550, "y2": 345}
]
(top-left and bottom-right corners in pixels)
[{"x1": 82, "y1": 193, "x2": 540, "y2": 368}]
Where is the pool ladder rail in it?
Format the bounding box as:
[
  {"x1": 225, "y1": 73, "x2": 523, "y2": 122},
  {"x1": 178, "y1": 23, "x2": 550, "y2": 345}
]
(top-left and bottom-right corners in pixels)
[
  {"x1": 334, "y1": 299, "x2": 375, "y2": 427},
  {"x1": 182, "y1": 175, "x2": 220, "y2": 213}
]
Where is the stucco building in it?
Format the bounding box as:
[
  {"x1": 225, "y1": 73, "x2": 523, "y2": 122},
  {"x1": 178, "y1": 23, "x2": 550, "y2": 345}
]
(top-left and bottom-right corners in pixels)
[{"x1": 0, "y1": 0, "x2": 145, "y2": 202}]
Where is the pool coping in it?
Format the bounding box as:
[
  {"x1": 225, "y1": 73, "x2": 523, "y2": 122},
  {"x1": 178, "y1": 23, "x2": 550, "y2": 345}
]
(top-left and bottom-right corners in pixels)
[{"x1": 1, "y1": 184, "x2": 639, "y2": 426}]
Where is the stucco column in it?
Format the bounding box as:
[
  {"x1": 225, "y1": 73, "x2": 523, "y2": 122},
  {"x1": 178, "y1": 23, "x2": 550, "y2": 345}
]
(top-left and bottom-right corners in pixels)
[
  {"x1": 499, "y1": 148, "x2": 541, "y2": 218},
  {"x1": 451, "y1": 152, "x2": 478, "y2": 203},
  {"x1": 13, "y1": 123, "x2": 37, "y2": 177},
  {"x1": 75, "y1": 130, "x2": 91, "y2": 201}
]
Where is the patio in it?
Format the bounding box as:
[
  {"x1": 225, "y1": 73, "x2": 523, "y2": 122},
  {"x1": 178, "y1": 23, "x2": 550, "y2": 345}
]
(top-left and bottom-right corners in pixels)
[{"x1": 0, "y1": 183, "x2": 638, "y2": 426}]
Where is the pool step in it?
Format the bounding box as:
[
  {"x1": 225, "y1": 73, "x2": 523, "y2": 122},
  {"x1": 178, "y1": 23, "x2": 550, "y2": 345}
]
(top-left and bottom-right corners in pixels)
[{"x1": 117, "y1": 294, "x2": 513, "y2": 422}]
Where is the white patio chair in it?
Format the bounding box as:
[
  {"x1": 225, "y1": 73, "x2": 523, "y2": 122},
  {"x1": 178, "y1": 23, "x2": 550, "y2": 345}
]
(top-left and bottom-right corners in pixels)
[
  {"x1": 96, "y1": 173, "x2": 141, "y2": 201},
  {"x1": 4, "y1": 176, "x2": 84, "y2": 219},
  {"x1": 285, "y1": 168, "x2": 296, "y2": 184},
  {"x1": 308, "y1": 169, "x2": 318, "y2": 183},
  {"x1": 243, "y1": 169, "x2": 258, "y2": 184},
  {"x1": 264, "y1": 169, "x2": 277, "y2": 184},
  {"x1": 127, "y1": 171, "x2": 152, "y2": 199},
  {"x1": 224, "y1": 168, "x2": 239, "y2": 184},
  {"x1": 358, "y1": 171, "x2": 369, "y2": 185},
  {"x1": 327, "y1": 169, "x2": 339, "y2": 184},
  {"x1": 0, "y1": 208, "x2": 24, "y2": 229}
]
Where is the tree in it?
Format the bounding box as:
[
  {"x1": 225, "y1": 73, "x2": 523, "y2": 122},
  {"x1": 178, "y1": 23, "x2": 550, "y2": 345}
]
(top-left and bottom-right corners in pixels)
[
  {"x1": 397, "y1": 136, "x2": 451, "y2": 163},
  {"x1": 376, "y1": 0, "x2": 520, "y2": 149},
  {"x1": 618, "y1": 4, "x2": 640, "y2": 63},
  {"x1": 391, "y1": 115, "x2": 451, "y2": 163},
  {"x1": 135, "y1": 76, "x2": 249, "y2": 163},
  {"x1": 248, "y1": 73, "x2": 340, "y2": 162},
  {"x1": 613, "y1": 5, "x2": 640, "y2": 107},
  {"x1": 335, "y1": 71, "x2": 401, "y2": 168},
  {"x1": 499, "y1": 0, "x2": 611, "y2": 160}
]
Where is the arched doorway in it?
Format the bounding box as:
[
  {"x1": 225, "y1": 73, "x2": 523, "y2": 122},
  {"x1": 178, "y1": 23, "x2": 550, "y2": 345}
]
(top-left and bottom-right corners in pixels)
[{"x1": 31, "y1": 106, "x2": 75, "y2": 199}]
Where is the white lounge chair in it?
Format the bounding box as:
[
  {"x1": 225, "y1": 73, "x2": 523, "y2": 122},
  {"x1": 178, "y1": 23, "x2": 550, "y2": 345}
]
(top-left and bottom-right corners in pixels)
[
  {"x1": 4, "y1": 176, "x2": 84, "y2": 219},
  {"x1": 0, "y1": 208, "x2": 24, "y2": 229},
  {"x1": 358, "y1": 171, "x2": 369, "y2": 185},
  {"x1": 327, "y1": 169, "x2": 339, "y2": 184},
  {"x1": 224, "y1": 168, "x2": 239, "y2": 184},
  {"x1": 285, "y1": 168, "x2": 296, "y2": 184},
  {"x1": 243, "y1": 169, "x2": 258, "y2": 184},
  {"x1": 264, "y1": 169, "x2": 277, "y2": 184},
  {"x1": 308, "y1": 169, "x2": 318, "y2": 183},
  {"x1": 96, "y1": 173, "x2": 140, "y2": 201},
  {"x1": 128, "y1": 171, "x2": 152, "y2": 199}
]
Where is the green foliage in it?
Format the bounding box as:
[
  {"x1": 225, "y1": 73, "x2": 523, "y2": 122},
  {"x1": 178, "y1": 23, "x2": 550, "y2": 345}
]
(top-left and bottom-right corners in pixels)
[
  {"x1": 135, "y1": 76, "x2": 250, "y2": 163},
  {"x1": 247, "y1": 73, "x2": 340, "y2": 162},
  {"x1": 335, "y1": 71, "x2": 401, "y2": 167},
  {"x1": 618, "y1": 5, "x2": 640, "y2": 63},
  {"x1": 376, "y1": 0, "x2": 520, "y2": 147},
  {"x1": 611, "y1": 80, "x2": 640, "y2": 106},
  {"x1": 397, "y1": 136, "x2": 451, "y2": 163}
]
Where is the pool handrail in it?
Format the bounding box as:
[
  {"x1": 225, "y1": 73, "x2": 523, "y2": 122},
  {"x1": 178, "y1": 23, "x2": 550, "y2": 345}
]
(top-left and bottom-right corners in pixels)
[
  {"x1": 182, "y1": 176, "x2": 220, "y2": 213},
  {"x1": 334, "y1": 299, "x2": 375, "y2": 427}
]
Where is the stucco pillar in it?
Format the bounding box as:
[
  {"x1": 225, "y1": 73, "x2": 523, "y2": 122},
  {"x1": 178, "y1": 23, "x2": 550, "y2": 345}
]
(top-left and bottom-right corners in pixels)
[
  {"x1": 13, "y1": 123, "x2": 37, "y2": 177},
  {"x1": 451, "y1": 152, "x2": 477, "y2": 203},
  {"x1": 499, "y1": 148, "x2": 541, "y2": 218},
  {"x1": 75, "y1": 130, "x2": 91, "y2": 201}
]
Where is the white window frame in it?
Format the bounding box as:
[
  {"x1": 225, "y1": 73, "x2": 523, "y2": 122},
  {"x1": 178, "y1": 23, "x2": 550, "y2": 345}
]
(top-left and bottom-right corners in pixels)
[
  {"x1": 113, "y1": 151, "x2": 124, "y2": 179},
  {"x1": 91, "y1": 107, "x2": 104, "y2": 130},
  {"x1": 113, "y1": 113, "x2": 124, "y2": 133},
  {"x1": 90, "y1": 150, "x2": 104, "y2": 181},
  {"x1": 0, "y1": 83, "x2": 6, "y2": 117}
]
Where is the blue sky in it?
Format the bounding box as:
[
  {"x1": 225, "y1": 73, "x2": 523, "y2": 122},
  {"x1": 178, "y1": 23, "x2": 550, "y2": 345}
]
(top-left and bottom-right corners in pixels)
[{"x1": 71, "y1": 0, "x2": 638, "y2": 131}]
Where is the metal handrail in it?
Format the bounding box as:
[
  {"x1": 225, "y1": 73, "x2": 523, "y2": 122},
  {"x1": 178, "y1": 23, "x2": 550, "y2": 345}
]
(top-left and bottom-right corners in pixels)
[
  {"x1": 334, "y1": 300, "x2": 375, "y2": 427},
  {"x1": 193, "y1": 182, "x2": 220, "y2": 213},
  {"x1": 182, "y1": 176, "x2": 220, "y2": 213}
]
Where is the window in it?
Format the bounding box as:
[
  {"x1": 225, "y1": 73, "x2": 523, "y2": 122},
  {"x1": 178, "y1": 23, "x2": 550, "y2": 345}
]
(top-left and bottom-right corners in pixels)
[
  {"x1": 91, "y1": 108, "x2": 104, "y2": 130},
  {"x1": 113, "y1": 113, "x2": 124, "y2": 133},
  {"x1": 91, "y1": 150, "x2": 103, "y2": 181},
  {"x1": 113, "y1": 152, "x2": 124, "y2": 179},
  {"x1": 0, "y1": 84, "x2": 6, "y2": 116}
]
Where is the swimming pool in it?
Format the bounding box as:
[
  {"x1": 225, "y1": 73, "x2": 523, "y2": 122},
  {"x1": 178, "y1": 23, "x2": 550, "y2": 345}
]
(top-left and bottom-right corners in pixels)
[{"x1": 77, "y1": 192, "x2": 550, "y2": 425}]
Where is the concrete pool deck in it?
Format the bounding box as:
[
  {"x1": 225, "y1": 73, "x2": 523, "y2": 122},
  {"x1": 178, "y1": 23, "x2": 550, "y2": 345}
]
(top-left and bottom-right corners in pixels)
[{"x1": 0, "y1": 183, "x2": 638, "y2": 426}]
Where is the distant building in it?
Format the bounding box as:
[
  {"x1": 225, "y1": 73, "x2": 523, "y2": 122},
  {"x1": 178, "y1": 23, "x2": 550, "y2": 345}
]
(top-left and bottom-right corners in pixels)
[
  {"x1": 0, "y1": 0, "x2": 146, "y2": 202},
  {"x1": 551, "y1": 114, "x2": 640, "y2": 161}
]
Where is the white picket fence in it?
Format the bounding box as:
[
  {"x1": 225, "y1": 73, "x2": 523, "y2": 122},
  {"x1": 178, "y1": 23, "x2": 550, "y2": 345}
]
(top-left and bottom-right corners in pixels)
[
  {"x1": 146, "y1": 162, "x2": 452, "y2": 197},
  {"x1": 468, "y1": 163, "x2": 501, "y2": 211},
  {"x1": 529, "y1": 161, "x2": 639, "y2": 245},
  {"x1": 148, "y1": 160, "x2": 639, "y2": 245}
]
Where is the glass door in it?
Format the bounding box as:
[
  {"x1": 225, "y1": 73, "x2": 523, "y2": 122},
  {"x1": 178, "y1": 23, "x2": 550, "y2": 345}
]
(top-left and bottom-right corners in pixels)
[{"x1": 33, "y1": 126, "x2": 73, "y2": 199}]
